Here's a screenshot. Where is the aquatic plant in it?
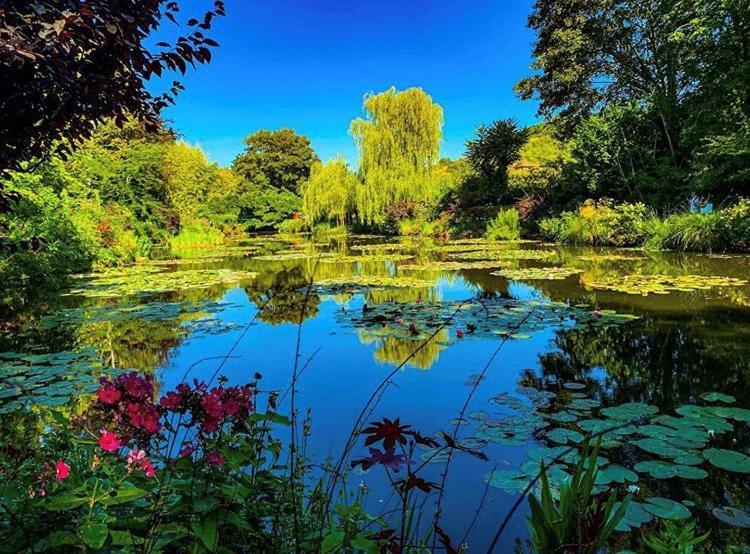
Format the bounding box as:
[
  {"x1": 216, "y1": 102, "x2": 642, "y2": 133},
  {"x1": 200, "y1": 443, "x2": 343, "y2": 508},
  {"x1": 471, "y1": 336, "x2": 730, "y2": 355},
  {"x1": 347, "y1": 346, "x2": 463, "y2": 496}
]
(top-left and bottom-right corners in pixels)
[
  {"x1": 583, "y1": 273, "x2": 748, "y2": 296},
  {"x1": 485, "y1": 207, "x2": 521, "y2": 241},
  {"x1": 526, "y1": 439, "x2": 631, "y2": 554},
  {"x1": 491, "y1": 267, "x2": 583, "y2": 280}
]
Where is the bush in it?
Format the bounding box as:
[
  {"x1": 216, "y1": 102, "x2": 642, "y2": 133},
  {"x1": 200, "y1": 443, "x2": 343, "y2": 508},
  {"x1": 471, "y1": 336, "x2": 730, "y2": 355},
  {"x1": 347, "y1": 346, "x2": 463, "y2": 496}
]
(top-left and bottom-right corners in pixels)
[
  {"x1": 538, "y1": 200, "x2": 655, "y2": 247},
  {"x1": 169, "y1": 219, "x2": 225, "y2": 256},
  {"x1": 656, "y1": 212, "x2": 723, "y2": 252},
  {"x1": 485, "y1": 207, "x2": 520, "y2": 241},
  {"x1": 277, "y1": 217, "x2": 309, "y2": 234}
]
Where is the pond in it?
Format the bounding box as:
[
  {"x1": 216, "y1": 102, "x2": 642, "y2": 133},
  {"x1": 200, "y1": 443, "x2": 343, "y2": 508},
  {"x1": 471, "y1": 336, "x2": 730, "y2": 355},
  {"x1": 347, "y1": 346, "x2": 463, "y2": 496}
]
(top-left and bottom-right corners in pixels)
[{"x1": 3, "y1": 234, "x2": 750, "y2": 551}]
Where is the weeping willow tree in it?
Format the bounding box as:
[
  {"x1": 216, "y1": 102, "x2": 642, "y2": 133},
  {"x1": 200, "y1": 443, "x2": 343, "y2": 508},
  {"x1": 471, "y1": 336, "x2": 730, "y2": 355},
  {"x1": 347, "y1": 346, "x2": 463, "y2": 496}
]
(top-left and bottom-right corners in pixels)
[
  {"x1": 350, "y1": 87, "x2": 444, "y2": 224},
  {"x1": 300, "y1": 157, "x2": 358, "y2": 226}
]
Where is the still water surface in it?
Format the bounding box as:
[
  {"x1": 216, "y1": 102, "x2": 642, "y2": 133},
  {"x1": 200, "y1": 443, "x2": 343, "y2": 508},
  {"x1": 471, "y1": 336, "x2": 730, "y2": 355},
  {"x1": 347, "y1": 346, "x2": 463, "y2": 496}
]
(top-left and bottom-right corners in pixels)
[{"x1": 2, "y1": 235, "x2": 750, "y2": 550}]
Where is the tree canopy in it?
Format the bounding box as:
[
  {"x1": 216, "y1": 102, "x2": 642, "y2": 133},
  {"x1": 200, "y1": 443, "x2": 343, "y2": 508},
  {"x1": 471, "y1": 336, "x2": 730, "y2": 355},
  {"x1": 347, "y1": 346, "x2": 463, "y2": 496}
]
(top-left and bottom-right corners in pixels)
[
  {"x1": 0, "y1": 0, "x2": 225, "y2": 172},
  {"x1": 350, "y1": 87, "x2": 444, "y2": 224},
  {"x1": 232, "y1": 129, "x2": 319, "y2": 193},
  {"x1": 301, "y1": 157, "x2": 357, "y2": 226},
  {"x1": 466, "y1": 119, "x2": 528, "y2": 187}
]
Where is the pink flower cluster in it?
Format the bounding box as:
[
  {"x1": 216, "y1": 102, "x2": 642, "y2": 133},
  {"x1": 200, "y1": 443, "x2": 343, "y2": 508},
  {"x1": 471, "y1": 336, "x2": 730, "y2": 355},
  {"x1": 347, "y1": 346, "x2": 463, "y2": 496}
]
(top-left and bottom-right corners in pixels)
[
  {"x1": 126, "y1": 449, "x2": 156, "y2": 478},
  {"x1": 96, "y1": 372, "x2": 161, "y2": 439},
  {"x1": 159, "y1": 380, "x2": 254, "y2": 435}
]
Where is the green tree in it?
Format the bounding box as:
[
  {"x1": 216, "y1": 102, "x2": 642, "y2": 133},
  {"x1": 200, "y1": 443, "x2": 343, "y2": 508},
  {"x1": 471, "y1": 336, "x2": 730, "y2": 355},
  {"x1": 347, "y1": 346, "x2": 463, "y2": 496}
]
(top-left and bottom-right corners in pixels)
[
  {"x1": 350, "y1": 87, "x2": 444, "y2": 225},
  {"x1": 163, "y1": 141, "x2": 217, "y2": 217},
  {"x1": 301, "y1": 157, "x2": 357, "y2": 226},
  {"x1": 232, "y1": 129, "x2": 319, "y2": 193},
  {"x1": 0, "y1": 0, "x2": 224, "y2": 172},
  {"x1": 465, "y1": 119, "x2": 528, "y2": 189}
]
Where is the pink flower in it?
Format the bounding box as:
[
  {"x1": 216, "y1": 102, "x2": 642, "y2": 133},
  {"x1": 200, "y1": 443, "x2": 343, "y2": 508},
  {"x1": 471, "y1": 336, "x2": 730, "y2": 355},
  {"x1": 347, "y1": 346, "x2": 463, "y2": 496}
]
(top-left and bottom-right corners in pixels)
[
  {"x1": 141, "y1": 459, "x2": 156, "y2": 478},
  {"x1": 98, "y1": 430, "x2": 121, "y2": 452},
  {"x1": 97, "y1": 384, "x2": 121, "y2": 405},
  {"x1": 204, "y1": 451, "x2": 225, "y2": 467},
  {"x1": 54, "y1": 460, "x2": 70, "y2": 481},
  {"x1": 592, "y1": 309, "x2": 602, "y2": 318},
  {"x1": 126, "y1": 449, "x2": 146, "y2": 467},
  {"x1": 159, "y1": 391, "x2": 182, "y2": 410},
  {"x1": 456, "y1": 329, "x2": 465, "y2": 339}
]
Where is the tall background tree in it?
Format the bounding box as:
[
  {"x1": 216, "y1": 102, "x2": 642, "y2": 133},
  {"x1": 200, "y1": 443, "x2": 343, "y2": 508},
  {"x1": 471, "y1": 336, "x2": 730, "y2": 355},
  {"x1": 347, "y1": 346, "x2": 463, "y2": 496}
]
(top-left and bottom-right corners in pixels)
[
  {"x1": 301, "y1": 157, "x2": 357, "y2": 226},
  {"x1": 516, "y1": 0, "x2": 750, "y2": 208},
  {"x1": 0, "y1": 0, "x2": 225, "y2": 173},
  {"x1": 350, "y1": 87, "x2": 444, "y2": 225},
  {"x1": 231, "y1": 129, "x2": 319, "y2": 230},
  {"x1": 232, "y1": 129, "x2": 319, "y2": 193}
]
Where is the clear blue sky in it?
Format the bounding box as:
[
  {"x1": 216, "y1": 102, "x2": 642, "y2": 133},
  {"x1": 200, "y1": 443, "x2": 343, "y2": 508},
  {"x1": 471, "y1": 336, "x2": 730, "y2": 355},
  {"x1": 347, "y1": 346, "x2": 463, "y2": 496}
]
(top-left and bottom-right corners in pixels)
[{"x1": 149, "y1": 0, "x2": 540, "y2": 167}]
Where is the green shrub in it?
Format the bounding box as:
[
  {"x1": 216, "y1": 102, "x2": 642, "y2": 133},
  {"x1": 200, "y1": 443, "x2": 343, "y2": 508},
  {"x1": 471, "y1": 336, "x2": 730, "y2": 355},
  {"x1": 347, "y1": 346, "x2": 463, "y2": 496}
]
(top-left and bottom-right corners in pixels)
[
  {"x1": 169, "y1": 219, "x2": 225, "y2": 256},
  {"x1": 642, "y1": 520, "x2": 709, "y2": 553},
  {"x1": 538, "y1": 200, "x2": 655, "y2": 247},
  {"x1": 277, "y1": 217, "x2": 309, "y2": 234},
  {"x1": 658, "y1": 212, "x2": 722, "y2": 252},
  {"x1": 485, "y1": 207, "x2": 520, "y2": 241}
]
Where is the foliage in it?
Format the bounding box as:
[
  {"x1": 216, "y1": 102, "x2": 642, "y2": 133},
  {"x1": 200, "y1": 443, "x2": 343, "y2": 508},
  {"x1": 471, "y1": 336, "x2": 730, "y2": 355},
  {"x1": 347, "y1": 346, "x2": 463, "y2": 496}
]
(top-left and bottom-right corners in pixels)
[
  {"x1": 301, "y1": 157, "x2": 357, "y2": 226},
  {"x1": 540, "y1": 201, "x2": 659, "y2": 247},
  {"x1": 517, "y1": 0, "x2": 750, "y2": 206},
  {"x1": 465, "y1": 118, "x2": 528, "y2": 189},
  {"x1": 642, "y1": 521, "x2": 709, "y2": 554},
  {"x1": 232, "y1": 129, "x2": 319, "y2": 193},
  {"x1": 0, "y1": 0, "x2": 224, "y2": 172},
  {"x1": 527, "y1": 439, "x2": 631, "y2": 554},
  {"x1": 220, "y1": 180, "x2": 297, "y2": 233},
  {"x1": 351, "y1": 87, "x2": 444, "y2": 225},
  {"x1": 168, "y1": 218, "x2": 225, "y2": 255},
  {"x1": 485, "y1": 207, "x2": 521, "y2": 241}
]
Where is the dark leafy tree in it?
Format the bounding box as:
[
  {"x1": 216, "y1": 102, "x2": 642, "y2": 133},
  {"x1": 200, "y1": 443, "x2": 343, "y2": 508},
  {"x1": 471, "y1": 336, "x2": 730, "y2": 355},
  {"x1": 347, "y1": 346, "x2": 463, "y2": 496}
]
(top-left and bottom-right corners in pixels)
[
  {"x1": 0, "y1": 0, "x2": 225, "y2": 172},
  {"x1": 232, "y1": 129, "x2": 319, "y2": 193},
  {"x1": 465, "y1": 119, "x2": 528, "y2": 187}
]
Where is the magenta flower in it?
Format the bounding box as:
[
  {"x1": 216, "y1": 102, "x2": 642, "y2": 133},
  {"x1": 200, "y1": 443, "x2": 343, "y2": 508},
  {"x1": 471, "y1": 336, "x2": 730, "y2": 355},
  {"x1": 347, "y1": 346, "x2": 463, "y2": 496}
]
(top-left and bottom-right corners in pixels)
[
  {"x1": 54, "y1": 460, "x2": 70, "y2": 481},
  {"x1": 99, "y1": 430, "x2": 121, "y2": 452},
  {"x1": 97, "y1": 384, "x2": 121, "y2": 405}
]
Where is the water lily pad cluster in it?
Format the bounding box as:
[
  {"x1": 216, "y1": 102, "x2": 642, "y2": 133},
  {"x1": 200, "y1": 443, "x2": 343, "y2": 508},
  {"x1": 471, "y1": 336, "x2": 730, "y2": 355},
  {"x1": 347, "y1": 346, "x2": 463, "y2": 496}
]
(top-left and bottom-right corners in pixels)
[
  {"x1": 40, "y1": 300, "x2": 234, "y2": 327},
  {"x1": 310, "y1": 275, "x2": 435, "y2": 296},
  {"x1": 480, "y1": 384, "x2": 750, "y2": 533},
  {"x1": 0, "y1": 349, "x2": 111, "y2": 413},
  {"x1": 317, "y1": 254, "x2": 415, "y2": 264},
  {"x1": 452, "y1": 249, "x2": 559, "y2": 261},
  {"x1": 584, "y1": 273, "x2": 748, "y2": 296},
  {"x1": 490, "y1": 267, "x2": 583, "y2": 281},
  {"x1": 66, "y1": 267, "x2": 257, "y2": 298},
  {"x1": 334, "y1": 297, "x2": 638, "y2": 344},
  {"x1": 399, "y1": 260, "x2": 512, "y2": 272}
]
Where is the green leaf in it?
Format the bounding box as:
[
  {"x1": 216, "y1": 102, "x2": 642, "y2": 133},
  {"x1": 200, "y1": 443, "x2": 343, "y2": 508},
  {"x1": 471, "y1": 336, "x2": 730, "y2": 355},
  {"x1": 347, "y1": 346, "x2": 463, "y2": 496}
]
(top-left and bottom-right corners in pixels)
[
  {"x1": 322, "y1": 530, "x2": 344, "y2": 552},
  {"x1": 700, "y1": 391, "x2": 736, "y2": 404},
  {"x1": 79, "y1": 522, "x2": 108, "y2": 549},
  {"x1": 642, "y1": 497, "x2": 690, "y2": 520},
  {"x1": 703, "y1": 448, "x2": 750, "y2": 473},
  {"x1": 45, "y1": 494, "x2": 88, "y2": 511},
  {"x1": 98, "y1": 486, "x2": 148, "y2": 506},
  {"x1": 192, "y1": 519, "x2": 218, "y2": 550},
  {"x1": 712, "y1": 506, "x2": 750, "y2": 528}
]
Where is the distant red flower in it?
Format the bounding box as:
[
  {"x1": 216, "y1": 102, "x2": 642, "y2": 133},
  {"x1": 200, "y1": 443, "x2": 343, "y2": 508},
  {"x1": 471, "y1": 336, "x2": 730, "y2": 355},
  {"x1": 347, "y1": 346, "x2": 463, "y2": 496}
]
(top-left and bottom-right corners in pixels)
[
  {"x1": 54, "y1": 460, "x2": 70, "y2": 481},
  {"x1": 456, "y1": 329, "x2": 465, "y2": 339},
  {"x1": 159, "y1": 391, "x2": 183, "y2": 411},
  {"x1": 99, "y1": 430, "x2": 121, "y2": 452},
  {"x1": 97, "y1": 384, "x2": 121, "y2": 405},
  {"x1": 204, "y1": 451, "x2": 225, "y2": 467}
]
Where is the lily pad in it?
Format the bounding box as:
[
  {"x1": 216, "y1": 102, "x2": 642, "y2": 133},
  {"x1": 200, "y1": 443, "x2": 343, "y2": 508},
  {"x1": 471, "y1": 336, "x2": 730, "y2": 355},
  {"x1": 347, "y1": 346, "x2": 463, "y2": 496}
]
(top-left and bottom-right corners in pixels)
[
  {"x1": 641, "y1": 497, "x2": 691, "y2": 520},
  {"x1": 712, "y1": 506, "x2": 750, "y2": 528},
  {"x1": 703, "y1": 448, "x2": 750, "y2": 473},
  {"x1": 700, "y1": 391, "x2": 736, "y2": 404}
]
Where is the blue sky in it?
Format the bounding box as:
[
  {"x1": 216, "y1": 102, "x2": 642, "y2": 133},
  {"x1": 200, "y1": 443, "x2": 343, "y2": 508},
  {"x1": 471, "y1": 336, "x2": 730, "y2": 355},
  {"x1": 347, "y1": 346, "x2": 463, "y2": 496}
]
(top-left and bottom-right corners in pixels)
[{"x1": 149, "y1": 0, "x2": 539, "y2": 167}]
